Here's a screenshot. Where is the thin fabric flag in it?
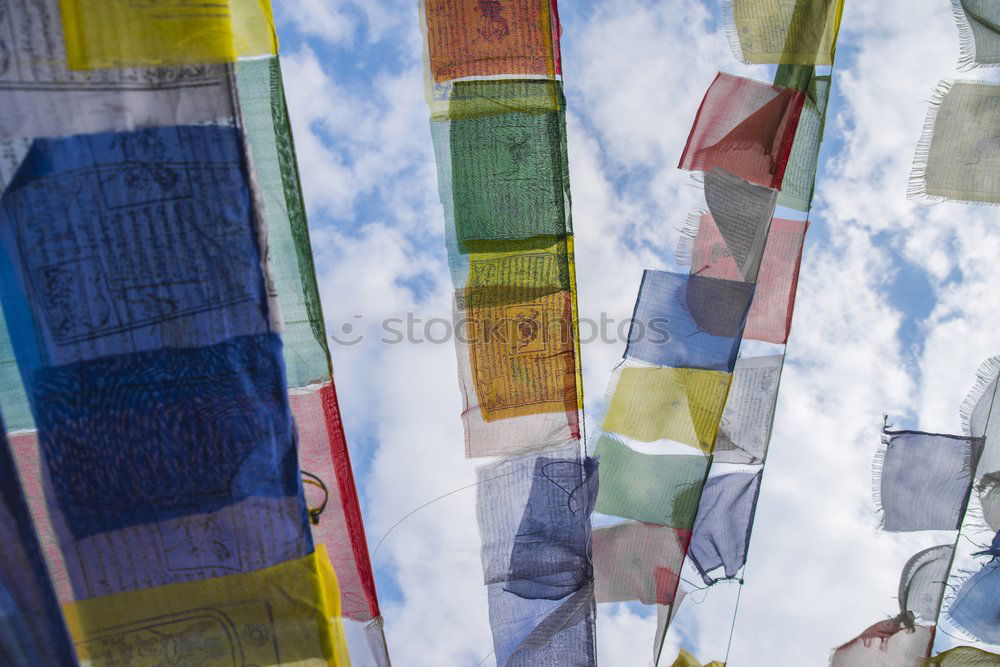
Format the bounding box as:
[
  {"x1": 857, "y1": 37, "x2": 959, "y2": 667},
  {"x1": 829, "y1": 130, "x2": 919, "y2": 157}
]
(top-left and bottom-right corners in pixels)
[
  {"x1": 947, "y1": 533, "x2": 1000, "y2": 644},
  {"x1": 980, "y1": 473, "x2": 1000, "y2": 531},
  {"x1": 0, "y1": 429, "x2": 77, "y2": 666},
  {"x1": 774, "y1": 65, "x2": 832, "y2": 211},
  {"x1": 671, "y1": 648, "x2": 725, "y2": 667},
  {"x1": 679, "y1": 72, "x2": 805, "y2": 189},
  {"x1": 830, "y1": 619, "x2": 934, "y2": 667},
  {"x1": 688, "y1": 470, "x2": 763, "y2": 584},
  {"x1": 927, "y1": 646, "x2": 1000, "y2": 664},
  {"x1": 625, "y1": 270, "x2": 755, "y2": 372},
  {"x1": 909, "y1": 80, "x2": 1000, "y2": 205},
  {"x1": 714, "y1": 355, "x2": 784, "y2": 464},
  {"x1": 875, "y1": 429, "x2": 981, "y2": 532},
  {"x1": 592, "y1": 435, "x2": 709, "y2": 530},
  {"x1": 593, "y1": 522, "x2": 690, "y2": 605},
  {"x1": 603, "y1": 367, "x2": 733, "y2": 452},
  {"x1": 952, "y1": 0, "x2": 1000, "y2": 70},
  {"x1": 683, "y1": 212, "x2": 808, "y2": 344},
  {"x1": 898, "y1": 544, "x2": 954, "y2": 622},
  {"x1": 725, "y1": 0, "x2": 844, "y2": 65},
  {"x1": 422, "y1": 1, "x2": 593, "y2": 663},
  {"x1": 477, "y1": 447, "x2": 597, "y2": 665},
  {"x1": 699, "y1": 167, "x2": 777, "y2": 282}
]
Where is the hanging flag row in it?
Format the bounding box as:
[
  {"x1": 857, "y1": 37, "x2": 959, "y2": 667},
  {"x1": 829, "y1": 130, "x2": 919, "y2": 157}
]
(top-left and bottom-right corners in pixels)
[
  {"x1": 588, "y1": 2, "x2": 843, "y2": 664},
  {"x1": 0, "y1": 2, "x2": 387, "y2": 665},
  {"x1": 421, "y1": 1, "x2": 597, "y2": 664}
]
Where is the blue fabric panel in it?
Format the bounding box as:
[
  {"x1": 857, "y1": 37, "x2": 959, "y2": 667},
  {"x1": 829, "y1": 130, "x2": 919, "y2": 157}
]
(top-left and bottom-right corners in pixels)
[
  {"x1": 624, "y1": 270, "x2": 754, "y2": 372},
  {"x1": 0, "y1": 429, "x2": 78, "y2": 666},
  {"x1": 0, "y1": 126, "x2": 270, "y2": 373},
  {"x1": 948, "y1": 533, "x2": 1000, "y2": 644},
  {"x1": 688, "y1": 470, "x2": 762, "y2": 584},
  {"x1": 488, "y1": 583, "x2": 596, "y2": 667},
  {"x1": 33, "y1": 333, "x2": 307, "y2": 541},
  {"x1": 879, "y1": 430, "x2": 978, "y2": 532},
  {"x1": 506, "y1": 456, "x2": 597, "y2": 601}
]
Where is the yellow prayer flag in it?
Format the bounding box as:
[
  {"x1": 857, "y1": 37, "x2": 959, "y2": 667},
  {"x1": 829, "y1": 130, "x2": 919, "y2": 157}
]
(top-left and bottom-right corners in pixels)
[
  {"x1": 59, "y1": 0, "x2": 277, "y2": 69},
  {"x1": 604, "y1": 367, "x2": 732, "y2": 453},
  {"x1": 63, "y1": 546, "x2": 350, "y2": 666}
]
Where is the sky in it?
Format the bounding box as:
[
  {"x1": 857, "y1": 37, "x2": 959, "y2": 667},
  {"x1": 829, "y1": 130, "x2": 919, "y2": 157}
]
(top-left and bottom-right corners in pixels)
[{"x1": 270, "y1": 1, "x2": 1000, "y2": 664}]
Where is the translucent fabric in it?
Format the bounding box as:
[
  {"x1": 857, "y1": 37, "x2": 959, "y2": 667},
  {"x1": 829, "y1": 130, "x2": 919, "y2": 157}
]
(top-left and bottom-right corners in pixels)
[
  {"x1": 625, "y1": 270, "x2": 755, "y2": 372},
  {"x1": 714, "y1": 355, "x2": 783, "y2": 464},
  {"x1": 910, "y1": 81, "x2": 1000, "y2": 204},
  {"x1": 603, "y1": 367, "x2": 732, "y2": 452},
  {"x1": 830, "y1": 620, "x2": 934, "y2": 666},
  {"x1": 898, "y1": 544, "x2": 953, "y2": 622},
  {"x1": 592, "y1": 522, "x2": 690, "y2": 605},
  {"x1": 477, "y1": 446, "x2": 597, "y2": 666},
  {"x1": 422, "y1": 0, "x2": 560, "y2": 83},
  {"x1": 726, "y1": 0, "x2": 844, "y2": 65},
  {"x1": 927, "y1": 646, "x2": 1000, "y2": 665},
  {"x1": 58, "y1": 0, "x2": 277, "y2": 69},
  {"x1": 679, "y1": 72, "x2": 805, "y2": 189},
  {"x1": 688, "y1": 470, "x2": 762, "y2": 584},
  {"x1": 687, "y1": 214, "x2": 808, "y2": 344},
  {"x1": 671, "y1": 649, "x2": 725, "y2": 667},
  {"x1": 0, "y1": 430, "x2": 77, "y2": 666},
  {"x1": 449, "y1": 109, "x2": 570, "y2": 245},
  {"x1": 63, "y1": 546, "x2": 349, "y2": 666},
  {"x1": 774, "y1": 66, "x2": 831, "y2": 211},
  {"x1": 876, "y1": 430, "x2": 980, "y2": 532},
  {"x1": 236, "y1": 56, "x2": 383, "y2": 630},
  {"x1": 954, "y1": 1, "x2": 1000, "y2": 70},
  {"x1": 701, "y1": 168, "x2": 777, "y2": 282},
  {"x1": 947, "y1": 533, "x2": 1000, "y2": 644},
  {"x1": 980, "y1": 473, "x2": 1000, "y2": 531},
  {"x1": 592, "y1": 435, "x2": 709, "y2": 530},
  {"x1": 0, "y1": 0, "x2": 238, "y2": 140}
]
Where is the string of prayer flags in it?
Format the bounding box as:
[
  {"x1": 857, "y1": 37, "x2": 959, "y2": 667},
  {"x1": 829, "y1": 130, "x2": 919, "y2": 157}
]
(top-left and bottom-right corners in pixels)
[
  {"x1": 927, "y1": 646, "x2": 1000, "y2": 665},
  {"x1": 0, "y1": 5, "x2": 389, "y2": 664},
  {"x1": 774, "y1": 65, "x2": 832, "y2": 211},
  {"x1": 592, "y1": 522, "x2": 690, "y2": 605},
  {"x1": 714, "y1": 356, "x2": 784, "y2": 464},
  {"x1": 234, "y1": 49, "x2": 389, "y2": 659},
  {"x1": 683, "y1": 213, "x2": 808, "y2": 344},
  {"x1": 952, "y1": 1, "x2": 1000, "y2": 70},
  {"x1": 679, "y1": 72, "x2": 805, "y2": 189},
  {"x1": 725, "y1": 0, "x2": 844, "y2": 65},
  {"x1": 909, "y1": 81, "x2": 1000, "y2": 205},
  {"x1": 421, "y1": 1, "x2": 594, "y2": 662},
  {"x1": 688, "y1": 470, "x2": 763, "y2": 584},
  {"x1": 625, "y1": 270, "x2": 755, "y2": 372},
  {"x1": 875, "y1": 430, "x2": 981, "y2": 532},
  {"x1": 0, "y1": 430, "x2": 78, "y2": 666}
]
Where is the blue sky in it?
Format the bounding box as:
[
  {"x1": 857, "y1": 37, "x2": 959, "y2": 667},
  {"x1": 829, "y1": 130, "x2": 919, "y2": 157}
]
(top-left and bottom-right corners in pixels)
[{"x1": 270, "y1": 1, "x2": 1000, "y2": 664}]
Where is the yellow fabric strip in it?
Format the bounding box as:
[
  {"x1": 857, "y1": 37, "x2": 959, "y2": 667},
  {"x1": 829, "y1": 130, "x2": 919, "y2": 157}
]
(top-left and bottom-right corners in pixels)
[
  {"x1": 672, "y1": 648, "x2": 726, "y2": 667},
  {"x1": 603, "y1": 367, "x2": 732, "y2": 453},
  {"x1": 59, "y1": 0, "x2": 276, "y2": 69},
  {"x1": 63, "y1": 546, "x2": 350, "y2": 666},
  {"x1": 731, "y1": 0, "x2": 844, "y2": 65}
]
